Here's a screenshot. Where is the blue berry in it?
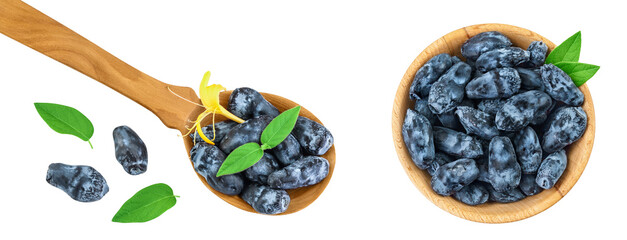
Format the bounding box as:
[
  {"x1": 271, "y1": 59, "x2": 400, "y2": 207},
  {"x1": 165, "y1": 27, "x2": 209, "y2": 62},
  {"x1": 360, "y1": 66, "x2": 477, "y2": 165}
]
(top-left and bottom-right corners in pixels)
[
  {"x1": 486, "y1": 183, "x2": 526, "y2": 203},
  {"x1": 461, "y1": 31, "x2": 513, "y2": 62},
  {"x1": 191, "y1": 120, "x2": 238, "y2": 145},
  {"x1": 431, "y1": 158, "x2": 479, "y2": 196},
  {"x1": 409, "y1": 53, "x2": 454, "y2": 100},
  {"x1": 426, "y1": 152, "x2": 453, "y2": 176},
  {"x1": 428, "y1": 62, "x2": 473, "y2": 114},
  {"x1": 536, "y1": 150, "x2": 567, "y2": 189},
  {"x1": 495, "y1": 90, "x2": 553, "y2": 131},
  {"x1": 477, "y1": 98, "x2": 505, "y2": 116},
  {"x1": 267, "y1": 156, "x2": 330, "y2": 189},
  {"x1": 190, "y1": 142, "x2": 244, "y2": 195},
  {"x1": 542, "y1": 107, "x2": 587, "y2": 153},
  {"x1": 292, "y1": 116, "x2": 334, "y2": 156},
  {"x1": 488, "y1": 136, "x2": 521, "y2": 192},
  {"x1": 521, "y1": 41, "x2": 548, "y2": 68},
  {"x1": 402, "y1": 109, "x2": 435, "y2": 169},
  {"x1": 476, "y1": 47, "x2": 530, "y2": 72},
  {"x1": 113, "y1": 125, "x2": 148, "y2": 175},
  {"x1": 540, "y1": 64, "x2": 584, "y2": 106},
  {"x1": 455, "y1": 106, "x2": 500, "y2": 140},
  {"x1": 519, "y1": 174, "x2": 543, "y2": 196},
  {"x1": 270, "y1": 134, "x2": 302, "y2": 166},
  {"x1": 465, "y1": 67, "x2": 521, "y2": 99},
  {"x1": 219, "y1": 116, "x2": 272, "y2": 154},
  {"x1": 241, "y1": 183, "x2": 290, "y2": 215},
  {"x1": 453, "y1": 181, "x2": 489, "y2": 206},
  {"x1": 516, "y1": 67, "x2": 544, "y2": 91},
  {"x1": 433, "y1": 126, "x2": 483, "y2": 158},
  {"x1": 436, "y1": 99, "x2": 474, "y2": 132},
  {"x1": 244, "y1": 153, "x2": 281, "y2": 184},
  {"x1": 512, "y1": 126, "x2": 542, "y2": 174},
  {"x1": 414, "y1": 99, "x2": 439, "y2": 126},
  {"x1": 228, "y1": 87, "x2": 280, "y2": 120},
  {"x1": 46, "y1": 163, "x2": 109, "y2": 202}
]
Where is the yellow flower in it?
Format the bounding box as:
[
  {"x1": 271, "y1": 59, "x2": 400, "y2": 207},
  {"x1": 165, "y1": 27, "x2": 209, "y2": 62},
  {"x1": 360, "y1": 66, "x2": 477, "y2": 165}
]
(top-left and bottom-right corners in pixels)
[{"x1": 191, "y1": 71, "x2": 244, "y2": 145}]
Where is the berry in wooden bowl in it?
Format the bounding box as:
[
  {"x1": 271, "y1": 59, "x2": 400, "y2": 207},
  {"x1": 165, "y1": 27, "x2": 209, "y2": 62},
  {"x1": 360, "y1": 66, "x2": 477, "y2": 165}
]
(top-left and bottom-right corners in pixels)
[{"x1": 391, "y1": 23, "x2": 595, "y2": 223}]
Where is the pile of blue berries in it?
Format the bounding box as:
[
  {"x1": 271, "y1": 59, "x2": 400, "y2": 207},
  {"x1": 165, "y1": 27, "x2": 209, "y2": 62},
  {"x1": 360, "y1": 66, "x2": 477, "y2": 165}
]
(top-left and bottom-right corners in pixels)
[
  {"x1": 403, "y1": 31, "x2": 587, "y2": 205},
  {"x1": 190, "y1": 87, "x2": 333, "y2": 214}
]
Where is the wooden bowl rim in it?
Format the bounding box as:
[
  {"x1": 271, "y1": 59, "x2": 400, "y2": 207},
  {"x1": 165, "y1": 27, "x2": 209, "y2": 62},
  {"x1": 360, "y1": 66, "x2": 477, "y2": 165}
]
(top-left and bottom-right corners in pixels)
[
  {"x1": 182, "y1": 90, "x2": 335, "y2": 215},
  {"x1": 391, "y1": 23, "x2": 596, "y2": 223}
]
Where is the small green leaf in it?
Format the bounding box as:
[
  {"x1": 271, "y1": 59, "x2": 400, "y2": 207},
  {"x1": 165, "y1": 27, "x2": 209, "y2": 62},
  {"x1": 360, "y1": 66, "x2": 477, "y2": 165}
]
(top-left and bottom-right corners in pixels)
[
  {"x1": 554, "y1": 62, "x2": 600, "y2": 87},
  {"x1": 260, "y1": 106, "x2": 301, "y2": 149},
  {"x1": 34, "y1": 103, "x2": 94, "y2": 148},
  {"x1": 545, "y1": 31, "x2": 581, "y2": 64},
  {"x1": 216, "y1": 142, "x2": 263, "y2": 177},
  {"x1": 112, "y1": 183, "x2": 178, "y2": 223}
]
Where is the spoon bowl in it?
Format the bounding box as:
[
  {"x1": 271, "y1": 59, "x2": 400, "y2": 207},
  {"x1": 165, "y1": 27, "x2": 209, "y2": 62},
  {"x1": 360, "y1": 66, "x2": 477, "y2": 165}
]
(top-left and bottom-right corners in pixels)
[
  {"x1": 183, "y1": 91, "x2": 335, "y2": 214},
  {"x1": 391, "y1": 23, "x2": 595, "y2": 223},
  {"x1": 0, "y1": 0, "x2": 334, "y2": 215}
]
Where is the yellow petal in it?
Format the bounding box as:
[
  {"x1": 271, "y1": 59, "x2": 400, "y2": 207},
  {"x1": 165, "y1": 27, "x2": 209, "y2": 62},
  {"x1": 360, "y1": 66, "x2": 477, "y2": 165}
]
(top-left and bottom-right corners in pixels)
[
  {"x1": 198, "y1": 71, "x2": 245, "y2": 124},
  {"x1": 195, "y1": 111, "x2": 215, "y2": 145}
]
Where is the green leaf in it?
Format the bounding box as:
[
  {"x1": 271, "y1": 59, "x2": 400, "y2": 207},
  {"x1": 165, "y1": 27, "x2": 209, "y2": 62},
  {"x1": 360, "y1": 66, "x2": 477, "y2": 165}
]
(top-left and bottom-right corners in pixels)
[
  {"x1": 34, "y1": 103, "x2": 94, "y2": 148},
  {"x1": 260, "y1": 106, "x2": 301, "y2": 149},
  {"x1": 216, "y1": 142, "x2": 264, "y2": 177},
  {"x1": 112, "y1": 183, "x2": 178, "y2": 223},
  {"x1": 554, "y1": 62, "x2": 600, "y2": 87},
  {"x1": 545, "y1": 31, "x2": 581, "y2": 64}
]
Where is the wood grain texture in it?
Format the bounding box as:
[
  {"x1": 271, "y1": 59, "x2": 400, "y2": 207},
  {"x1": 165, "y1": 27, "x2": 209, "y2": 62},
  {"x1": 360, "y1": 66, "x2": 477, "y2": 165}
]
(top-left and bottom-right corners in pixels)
[
  {"x1": 0, "y1": 0, "x2": 334, "y2": 215},
  {"x1": 391, "y1": 23, "x2": 595, "y2": 223},
  {"x1": 0, "y1": 0, "x2": 199, "y2": 132}
]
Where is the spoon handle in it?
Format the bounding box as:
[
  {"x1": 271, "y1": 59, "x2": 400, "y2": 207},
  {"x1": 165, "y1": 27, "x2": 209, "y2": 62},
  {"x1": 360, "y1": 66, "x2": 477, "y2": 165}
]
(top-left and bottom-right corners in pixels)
[{"x1": 0, "y1": 0, "x2": 200, "y2": 132}]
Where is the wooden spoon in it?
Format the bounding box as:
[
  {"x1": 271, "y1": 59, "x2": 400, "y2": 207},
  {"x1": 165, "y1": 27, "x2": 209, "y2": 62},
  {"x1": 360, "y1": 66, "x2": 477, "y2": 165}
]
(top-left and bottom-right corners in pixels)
[
  {"x1": 392, "y1": 23, "x2": 595, "y2": 223},
  {"x1": 0, "y1": 0, "x2": 334, "y2": 215}
]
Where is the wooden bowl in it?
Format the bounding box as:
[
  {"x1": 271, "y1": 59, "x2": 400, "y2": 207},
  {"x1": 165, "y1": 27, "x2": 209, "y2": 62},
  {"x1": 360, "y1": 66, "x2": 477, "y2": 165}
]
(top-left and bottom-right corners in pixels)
[
  {"x1": 391, "y1": 23, "x2": 595, "y2": 223},
  {"x1": 183, "y1": 90, "x2": 335, "y2": 215}
]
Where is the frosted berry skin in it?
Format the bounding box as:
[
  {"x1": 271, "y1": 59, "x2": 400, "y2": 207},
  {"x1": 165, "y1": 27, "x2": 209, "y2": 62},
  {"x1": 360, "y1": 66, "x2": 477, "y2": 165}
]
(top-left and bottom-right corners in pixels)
[
  {"x1": 476, "y1": 155, "x2": 490, "y2": 182},
  {"x1": 519, "y1": 174, "x2": 543, "y2": 196},
  {"x1": 455, "y1": 106, "x2": 500, "y2": 140},
  {"x1": 465, "y1": 67, "x2": 521, "y2": 99},
  {"x1": 46, "y1": 163, "x2": 109, "y2": 202},
  {"x1": 244, "y1": 153, "x2": 281, "y2": 184},
  {"x1": 431, "y1": 158, "x2": 479, "y2": 196},
  {"x1": 488, "y1": 136, "x2": 521, "y2": 192},
  {"x1": 540, "y1": 64, "x2": 584, "y2": 106},
  {"x1": 432, "y1": 126, "x2": 483, "y2": 158},
  {"x1": 475, "y1": 47, "x2": 530, "y2": 73},
  {"x1": 454, "y1": 181, "x2": 490, "y2": 206},
  {"x1": 190, "y1": 142, "x2": 244, "y2": 196},
  {"x1": 241, "y1": 183, "x2": 290, "y2": 215},
  {"x1": 542, "y1": 107, "x2": 587, "y2": 153},
  {"x1": 437, "y1": 99, "x2": 474, "y2": 132},
  {"x1": 267, "y1": 156, "x2": 330, "y2": 190},
  {"x1": 426, "y1": 152, "x2": 453, "y2": 176},
  {"x1": 486, "y1": 183, "x2": 526, "y2": 203},
  {"x1": 292, "y1": 116, "x2": 334, "y2": 156},
  {"x1": 402, "y1": 109, "x2": 435, "y2": 169},
  {"x1": 516, "y1": 67, "x2": 545, "y2": 91},
  {"x1": 536, "y1": 150, "x2": 568, "y2": 189},
  {"x1": 413, "y1": 99, "x2": 439, "y2": 126},
  {"x1": 512, "y1": 126, "x2": 542, "y2": 174},
  {"x1": 191, "y1": 121, "x2": 238, "y2": 145},
  {"x1": 113, "y1": 125, "x2": 148, "y2": 175},
  {"x1": 270, "y1": 134, "x2": 302, "y2": 166},
  {"x1": 409, "y1": 53, "x2": 454, "y2": 100},
  {"x1": 428, "y1": 62, "x2": 473, "y2": 114},
  {"x1": 219, "y1": 115, "x2": 272, "y2": 154},
  {"x1": 495, "y1": 90, "x2": 553, "y2": 131},
  {"x1": 228, "y1": 87, "x2": 280, "y2": 120},
  {"x1": 477, "y1": 98, "x2": 505, "y2": 116},
  {"x1": 521, "y1": 41, "x2": 548, "y2": 68},
  {"x1": 461, "y1": 31, "x2": 513, "y2": 62}
]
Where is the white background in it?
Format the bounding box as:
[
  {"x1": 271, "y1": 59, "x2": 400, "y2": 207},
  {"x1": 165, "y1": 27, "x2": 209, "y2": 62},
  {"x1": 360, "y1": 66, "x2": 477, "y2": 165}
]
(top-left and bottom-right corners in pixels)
[{"x1": 0, "y1": 0, "x2": 624, "y2": 239}]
